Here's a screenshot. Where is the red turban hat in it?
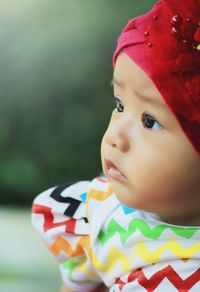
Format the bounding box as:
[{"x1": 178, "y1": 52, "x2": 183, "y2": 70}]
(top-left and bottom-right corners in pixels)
[{"x1": 113, "y1": 0, "x2": 200, "y2": 154}]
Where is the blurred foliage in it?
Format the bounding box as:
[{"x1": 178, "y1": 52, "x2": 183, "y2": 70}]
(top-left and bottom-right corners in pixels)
[{"x1": 0, "y1": 0, "x2": 156, "y2": 206}]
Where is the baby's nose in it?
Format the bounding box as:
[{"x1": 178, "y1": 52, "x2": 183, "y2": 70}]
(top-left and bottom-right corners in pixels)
[{"x1": 105, "y1": 117, "x2": 132, "y2": 152}]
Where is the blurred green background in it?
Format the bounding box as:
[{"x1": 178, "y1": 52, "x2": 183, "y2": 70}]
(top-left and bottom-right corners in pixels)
[{"x1": 0, "y1": 0, "x2": 156, "y2": 291}]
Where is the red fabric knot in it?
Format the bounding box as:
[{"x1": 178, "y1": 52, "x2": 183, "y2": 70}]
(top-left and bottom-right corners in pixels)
[
  {"x1": 186, "y1": 76, "x2": 200, "y2": 104},
  {"x1": 194, "y1": 27, "x2": 200, "y2": 42},
  {"x1": 194, "y1": 26, "x2": 200, "y2": 51}
]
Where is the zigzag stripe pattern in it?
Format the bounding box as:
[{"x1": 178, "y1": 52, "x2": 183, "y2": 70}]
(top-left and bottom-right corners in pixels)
[
  {"x1": 98, "y1": 218, "x2": 198, "y2": 245},
  {"x1": 50, "y1": 235, "x2": 90, "y2": 257},
  {"x1": 76, "y1": 261, "x2": 100, "y2": 279},
  {"x1": 49, "y1": 237, "x2": 200, "y2": 272},
  {"x1": 62, "y1": 260, "x2": 98, "y2": 284},
  {"x1": 32, "y1": 204, "x2": 76, "y2": 233},
  {"x1": 86, "y1": 185, "x2": 114, "y2": 219},
  {"x1": 116, "y1": 265, "x2": 200, "y2": 291},
  {"x1": 87, "y1": 185, "x2": 113, "y2": 203},
  {"x1": 91, "y1": 241, "x2": 200, "y2": 273}
]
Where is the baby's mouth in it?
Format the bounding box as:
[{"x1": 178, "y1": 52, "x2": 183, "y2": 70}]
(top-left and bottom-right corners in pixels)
[{"x1": 105, "y1": 159, "x2": 127, "y2": 181}]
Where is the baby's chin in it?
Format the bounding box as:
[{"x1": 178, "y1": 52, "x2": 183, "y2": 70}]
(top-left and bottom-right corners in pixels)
[
  {"x1": 110, "y1": 183, "x2": 149, "y2": 211},
  {"x1": 105, "y1": 174, "x2": 176, "y2": 213},
  {"x1": 111, "y1": 183, "x2": 165, "y2": 214}
]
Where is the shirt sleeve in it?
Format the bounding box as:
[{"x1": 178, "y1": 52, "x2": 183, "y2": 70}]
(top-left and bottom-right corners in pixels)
[{"x1": 31, "y1": 181, "x2": 102, "y2": 291}]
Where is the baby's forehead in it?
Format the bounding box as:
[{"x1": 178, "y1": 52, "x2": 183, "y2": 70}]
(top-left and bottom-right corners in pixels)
[
  {"x1": 113, "y1": 54, "x2": 166, "y2": 100},
  {"x1": 113, "y1": 53, "x2": 153, "y2": 87}
]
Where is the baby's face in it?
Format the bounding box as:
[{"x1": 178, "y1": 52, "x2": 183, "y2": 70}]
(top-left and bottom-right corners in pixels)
[{"x1": 101, "y1": 53, "x2": 200, "y2": 226}]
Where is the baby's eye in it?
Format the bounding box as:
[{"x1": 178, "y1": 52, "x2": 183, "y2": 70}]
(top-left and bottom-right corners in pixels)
[
  {"x1": 113, "y1": 97, "x2": 124, "y2": 113},
  {"x1": 142, "y1": 112, "x2": 162, "y2": 130}
]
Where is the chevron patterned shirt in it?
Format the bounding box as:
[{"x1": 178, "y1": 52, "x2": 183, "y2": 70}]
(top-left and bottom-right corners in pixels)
[{"x1": 32, "y1": 177, "x2": 200, "y2": 292}]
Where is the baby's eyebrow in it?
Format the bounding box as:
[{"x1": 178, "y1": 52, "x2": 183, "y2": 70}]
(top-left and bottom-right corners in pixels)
[
  {"x1": 110, "y1": 77, "x2": 124, "y2": 88},
  {"x1": 134, "y1": 90, "x2": 170, "y2": 113},
  {"x1": 111, "y1": 76, "x2": 169, "y2": 113}
]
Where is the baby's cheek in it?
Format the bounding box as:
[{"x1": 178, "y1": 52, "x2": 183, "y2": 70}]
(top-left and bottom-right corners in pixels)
[{"x1": 100, "y1": 138, "x2": 106, "y2": 160}]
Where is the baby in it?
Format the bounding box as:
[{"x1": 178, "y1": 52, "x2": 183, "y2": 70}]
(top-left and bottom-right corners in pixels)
[{"x1": 32, "y1": 0, "x2": 200, "y2": 291}]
